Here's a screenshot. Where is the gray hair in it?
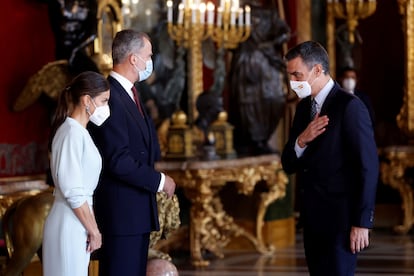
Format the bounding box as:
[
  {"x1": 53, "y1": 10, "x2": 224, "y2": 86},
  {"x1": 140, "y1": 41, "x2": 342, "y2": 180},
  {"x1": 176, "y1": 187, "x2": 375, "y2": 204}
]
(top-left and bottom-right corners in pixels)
[
  {"x1": 285, "y1": 41, "x2": 330, "y2": 74},
  {"x1": 112, "y1": 30, "x2": 150, "y2": 65}
]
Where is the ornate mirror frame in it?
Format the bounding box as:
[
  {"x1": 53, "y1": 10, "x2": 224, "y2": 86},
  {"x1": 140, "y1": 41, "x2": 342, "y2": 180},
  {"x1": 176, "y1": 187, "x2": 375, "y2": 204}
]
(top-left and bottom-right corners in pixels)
[
  {"x1": 92, "y1": 0, "x2": 123, "y2": 74},
  {"x1": 396, "y1": 0, "x2": 414, "y2": 140}
]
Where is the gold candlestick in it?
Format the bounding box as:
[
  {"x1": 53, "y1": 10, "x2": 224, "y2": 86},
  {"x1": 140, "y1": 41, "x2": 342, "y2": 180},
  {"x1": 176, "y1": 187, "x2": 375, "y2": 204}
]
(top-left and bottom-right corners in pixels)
[
  {"x1": 166, "y1": 0, "x2": 251, "y2": 124},
  {"x1": 328, "y1": 0, "x2": 377, "y2": 44},
  {"x1": 210, "y1": 2, "x2": 251, "y2": 49},
  {"x1": 167, "y1": 0, "x2": 212, "y2": 125}
]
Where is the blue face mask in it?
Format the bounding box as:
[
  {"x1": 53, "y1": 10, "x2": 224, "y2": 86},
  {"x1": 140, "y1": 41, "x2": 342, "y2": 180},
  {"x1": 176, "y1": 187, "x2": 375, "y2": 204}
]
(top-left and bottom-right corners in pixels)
[{"x1": 135, "y1": 55, "x2": 153, "y2": 82}]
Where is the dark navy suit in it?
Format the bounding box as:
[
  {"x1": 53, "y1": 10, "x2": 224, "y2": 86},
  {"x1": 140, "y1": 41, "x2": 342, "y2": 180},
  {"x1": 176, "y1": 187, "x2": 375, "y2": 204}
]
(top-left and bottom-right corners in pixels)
[
  {"x1": 282, "y1": 83, "x2": 379, "y2": 276},
  {"x1": 89, "y1": 76, "x2": 161, "y2": 275}
]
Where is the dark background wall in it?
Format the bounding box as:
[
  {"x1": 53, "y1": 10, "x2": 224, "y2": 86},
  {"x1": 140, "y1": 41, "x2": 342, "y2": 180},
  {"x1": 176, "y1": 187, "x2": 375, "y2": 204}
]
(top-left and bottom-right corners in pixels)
[
  {"x1": 0, "y1": 0, "x2": 54, "y2": 176},
  {"x1": 357, "y1": 0, "x2": 406, "y2": 147}
]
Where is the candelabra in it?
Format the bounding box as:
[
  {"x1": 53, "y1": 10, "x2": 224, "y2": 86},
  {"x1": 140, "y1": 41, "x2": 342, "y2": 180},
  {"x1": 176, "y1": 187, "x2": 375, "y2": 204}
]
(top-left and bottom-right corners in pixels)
[
  {"x1": 328, "y1": 0, "x2": 377, "y2": 44},
  {"x1": 166, "y1": 0, "x2": 251, "y2": 125},
  {"x1": 166, "y1": 0, "x2": 251, "y2": 159}
]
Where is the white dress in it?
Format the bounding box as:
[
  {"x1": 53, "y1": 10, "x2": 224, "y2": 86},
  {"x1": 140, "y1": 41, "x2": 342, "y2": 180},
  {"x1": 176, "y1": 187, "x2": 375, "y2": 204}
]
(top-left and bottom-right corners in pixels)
[{"x1": 43, "y1": 117, "x2": 102, "y2": 276}]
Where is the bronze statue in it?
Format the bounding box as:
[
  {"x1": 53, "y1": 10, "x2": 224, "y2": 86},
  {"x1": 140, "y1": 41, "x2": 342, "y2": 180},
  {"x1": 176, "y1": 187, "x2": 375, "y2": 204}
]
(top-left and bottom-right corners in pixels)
[
  {"x1": 229, "y1": 7, "x2": 290, "y2": 155},
  {"x1": 195, "y1": 47, "x2": 226, "y2": 145},
  {"x1": 43, "y1": 0, "x2": 100, "y2": 74},
  {"x1": 13, "y1": 0, "x2": 102, "y2": 112},
  {"x1": 138, "y1": 22, "x2": 187, "y2": 127}
]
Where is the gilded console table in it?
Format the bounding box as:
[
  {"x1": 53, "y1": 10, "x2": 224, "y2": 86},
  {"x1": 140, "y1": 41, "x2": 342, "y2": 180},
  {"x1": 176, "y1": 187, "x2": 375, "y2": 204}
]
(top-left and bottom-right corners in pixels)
[
  {"x1": 156, "y1": 154, "x2": 288, "y2": 267},
  {"x1": 380, "y1": 146, "x2": 414, "y2": 234}
]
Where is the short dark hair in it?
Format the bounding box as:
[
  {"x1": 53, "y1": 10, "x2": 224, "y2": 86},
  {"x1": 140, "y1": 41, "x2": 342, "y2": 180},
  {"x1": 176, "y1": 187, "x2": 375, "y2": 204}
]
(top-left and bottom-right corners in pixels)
[
  {"x1": 112, "y1": 30, "x2": 150, "y2": 65},
  {"x1": 338, "y1": 66, "x2": 357, "y2": 77},
  {"x1": 285, "y1": 41, "x2": 330, "y2": 74}
]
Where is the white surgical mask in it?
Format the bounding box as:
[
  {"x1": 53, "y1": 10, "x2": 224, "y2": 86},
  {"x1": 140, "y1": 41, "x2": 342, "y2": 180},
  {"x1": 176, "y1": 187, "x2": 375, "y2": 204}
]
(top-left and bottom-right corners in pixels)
[
  {"x1": 290, "y1": 80, "x2": 312, "y2": 98},
  {"x1": 135, "y1": 55, "x2": 153, "y2": 82},
  {"x1": 88, "y1": 98, "x2": 110, "y2": 126},
  {"x1": 342, "y1": 78, "x2": 356, "y2": 93},
  {"x1": 290, "y1": 68, "x2": 318, "y2": 99}
]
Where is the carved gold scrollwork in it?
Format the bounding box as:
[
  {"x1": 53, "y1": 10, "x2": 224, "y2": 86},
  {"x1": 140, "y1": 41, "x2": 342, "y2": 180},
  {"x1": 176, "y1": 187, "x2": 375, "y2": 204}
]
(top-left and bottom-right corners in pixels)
[
  {"x1": 397, "y1": 0, "x2": 414, "y2": 140},
  {"x1": 156, "y1": 154, "x2": 288, "y2": 267},
  {"x1": 380, "y1": 146, "x2": 414, "y2": 234}
]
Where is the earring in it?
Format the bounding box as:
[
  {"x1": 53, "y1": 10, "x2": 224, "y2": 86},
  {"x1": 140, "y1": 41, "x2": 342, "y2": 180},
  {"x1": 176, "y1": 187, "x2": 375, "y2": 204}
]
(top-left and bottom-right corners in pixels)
[{"x1": 86, "y1": 106, "x2": 91, "y2": 115}]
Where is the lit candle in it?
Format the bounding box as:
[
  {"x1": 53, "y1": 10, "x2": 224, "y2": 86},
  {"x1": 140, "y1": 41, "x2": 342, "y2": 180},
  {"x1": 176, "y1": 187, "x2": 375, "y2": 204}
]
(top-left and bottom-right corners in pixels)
[
  {"x1": 230, "y1": 7, "x2": 236, "y2": 25},
  {"x1": 178, "y1": 3, "x2": 184, "y2": 24},
  {"x1": 245, "y1": 5, "x2": 251, "y2": 26},
  {"x1": 238, "y1": 7, "x2": 243, "y2": 26},
  {"x1": 167, "y1": 0, "x2": 173, "y2": 23},
  {"x1": 217, "y1": 7, "x2": 223, "y2": 26},
  {"x1": 200, "y1": 3, "x2": 206, "y2": 24},
  {"x1": 207, "y1": 2, "x2": 214, "y2": 24}
]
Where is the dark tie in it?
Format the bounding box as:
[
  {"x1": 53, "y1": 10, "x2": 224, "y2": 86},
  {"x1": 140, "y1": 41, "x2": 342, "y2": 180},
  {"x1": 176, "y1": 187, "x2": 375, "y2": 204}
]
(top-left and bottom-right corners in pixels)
[
  {"x1": 131, "y1": 86, "x2": 144, "y2": 117},
  {"x1": 310, "y1": 98, "x2": 317, "y2": 120}
]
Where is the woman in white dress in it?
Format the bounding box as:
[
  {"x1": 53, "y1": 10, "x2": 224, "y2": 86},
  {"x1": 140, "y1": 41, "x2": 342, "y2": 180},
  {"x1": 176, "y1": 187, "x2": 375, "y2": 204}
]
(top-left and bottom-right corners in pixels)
[{"x1": 43, "y1": 71, "x2": 110, "y2": 276}]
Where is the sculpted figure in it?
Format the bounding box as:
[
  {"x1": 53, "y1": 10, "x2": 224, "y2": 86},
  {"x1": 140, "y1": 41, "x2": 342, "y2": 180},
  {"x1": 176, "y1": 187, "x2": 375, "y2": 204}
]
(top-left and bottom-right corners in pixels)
[
  {"x1": 195, "y1": 47, "x2": 226, "y2": 144},
  {"x1": 229, "y1": 7, "x2": 290, "y2": 155},
  {"x1": 13, "y1": 0, "x2": 102, "y2": 111},
  {"x1": 43, "y1": 0, "x2": 100, "y2": 74},
  {"x1": 137, "y1": 22, "x2": 186, "y2": 126}
]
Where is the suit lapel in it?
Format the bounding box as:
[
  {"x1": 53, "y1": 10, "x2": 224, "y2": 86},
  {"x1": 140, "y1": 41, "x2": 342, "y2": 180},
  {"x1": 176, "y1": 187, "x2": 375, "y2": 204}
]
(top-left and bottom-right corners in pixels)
[
  {"x1": 319, "y1": 84, "x2": 338, "y2": 116},
  {"x1": 303, "y1": 85, "x2": 338, "y2": 157},
  {"x1": 109, "y1": 77, "x2": 150, "y2": 148}
]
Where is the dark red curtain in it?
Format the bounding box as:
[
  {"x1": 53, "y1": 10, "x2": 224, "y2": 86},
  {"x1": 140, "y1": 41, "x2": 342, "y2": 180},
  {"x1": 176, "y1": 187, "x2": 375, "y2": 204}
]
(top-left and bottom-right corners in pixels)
[{"x1": 0, "y1": 0, "x2": 54, "y2": 176}]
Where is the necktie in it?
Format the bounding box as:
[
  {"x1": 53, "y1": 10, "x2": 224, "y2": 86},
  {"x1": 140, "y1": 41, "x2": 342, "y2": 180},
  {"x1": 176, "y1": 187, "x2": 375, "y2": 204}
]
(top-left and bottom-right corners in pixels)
[
  {"x1": 310, "y1": 98, "x2": 317, "y2": 120},
  {"x1": 131, "y1": 86, "x2": 144, "y2": 117}
]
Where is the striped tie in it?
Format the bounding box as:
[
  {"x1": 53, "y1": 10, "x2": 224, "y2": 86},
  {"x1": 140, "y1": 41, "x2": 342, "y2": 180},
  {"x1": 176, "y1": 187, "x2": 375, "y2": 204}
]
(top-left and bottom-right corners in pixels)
[{"x1": 310, "y1": 98, "x2": 317, "y2": 120}]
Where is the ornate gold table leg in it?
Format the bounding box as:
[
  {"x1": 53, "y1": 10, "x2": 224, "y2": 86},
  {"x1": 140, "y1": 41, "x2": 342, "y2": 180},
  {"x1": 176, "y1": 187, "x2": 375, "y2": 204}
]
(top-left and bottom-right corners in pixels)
[
  {"x1": 255, "y1": 168, "x2": 288, "y2": 253},
  {"x1": 381, "y1": 159, "x2": 414, "y2": 234},
  {"x1": 156, "y1": 155, "x2": 288, "y2": 267},
  {"x1": 184, "y1": 164, "x2": 288, "y2": 266},
  {"x1": 184, "y1": 177, "x2": 221, "y2": 267},
  {"x1": 184, "y1": 173, "x2": 273, "y2": 266}
]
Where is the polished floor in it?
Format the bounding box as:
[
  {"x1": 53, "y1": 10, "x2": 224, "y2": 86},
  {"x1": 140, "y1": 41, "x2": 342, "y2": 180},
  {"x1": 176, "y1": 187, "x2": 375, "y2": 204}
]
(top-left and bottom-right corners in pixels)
[
  {"x1": 15, "y1": 228, "x2": 414, "y2": 275},
  {"x1": 175, "y1": 229, "x2": 414, "y2": 276}
]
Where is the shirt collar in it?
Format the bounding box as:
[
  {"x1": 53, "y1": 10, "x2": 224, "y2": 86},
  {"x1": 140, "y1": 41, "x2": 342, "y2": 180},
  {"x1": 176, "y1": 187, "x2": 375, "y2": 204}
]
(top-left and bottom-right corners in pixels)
[
  {"x1": 314, "y1": 78, "x2": 334, "y2": 107},
  {"x1": 109, "y1": 71, "x2": 135, "y2": 100}
]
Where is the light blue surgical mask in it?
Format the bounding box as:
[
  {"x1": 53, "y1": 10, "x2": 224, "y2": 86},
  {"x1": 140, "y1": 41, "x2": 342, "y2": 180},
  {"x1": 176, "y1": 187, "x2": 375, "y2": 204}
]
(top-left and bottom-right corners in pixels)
[{"x1": 134, "y1": 55, "x2": 153, "y2": 82}]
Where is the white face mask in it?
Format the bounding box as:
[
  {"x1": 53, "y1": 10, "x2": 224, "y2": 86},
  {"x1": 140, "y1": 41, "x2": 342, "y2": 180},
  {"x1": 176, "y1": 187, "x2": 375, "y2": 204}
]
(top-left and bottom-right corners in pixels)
[
  {"x1": 289, "y1": 68, "x2": 317, "y2": 99},
  {"x1": 89, "y1": 98, "x2": 110, "y2": 126},
  {"x1": 342, "y1": 78, "x2": 356, "y2": 93},
  {"x1": 135, "y1": 55, "x2": 153, "y2": 82},
  {"x1": 290, "y1": 80, "x2": 312, "y2": 98}
]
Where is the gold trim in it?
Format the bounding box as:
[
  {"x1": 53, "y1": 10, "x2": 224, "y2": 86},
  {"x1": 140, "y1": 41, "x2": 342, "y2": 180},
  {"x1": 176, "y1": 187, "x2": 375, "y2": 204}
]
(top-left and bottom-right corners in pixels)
[
  {"x1": 156, "y1": 154, "x2": 288, "y2": 267},
  {"x1": 380, "y1": 146, "x2": 414, "y2": 234},
  {"x1": 397, "y1": 0, "x2": 414, "y2": 139},
  {"x1": 92, "y1": 0, "x2": 123, "y2": 75}
]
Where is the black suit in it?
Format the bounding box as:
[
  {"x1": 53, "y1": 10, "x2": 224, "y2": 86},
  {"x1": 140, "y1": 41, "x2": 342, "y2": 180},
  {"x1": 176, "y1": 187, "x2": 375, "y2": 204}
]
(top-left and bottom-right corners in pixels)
[
  {"x1": 282, "y1": 83, "x2": 379, "y2": 276},
  {"x1": 89, "y1": 76, "x2": 161, "y2": 275}
]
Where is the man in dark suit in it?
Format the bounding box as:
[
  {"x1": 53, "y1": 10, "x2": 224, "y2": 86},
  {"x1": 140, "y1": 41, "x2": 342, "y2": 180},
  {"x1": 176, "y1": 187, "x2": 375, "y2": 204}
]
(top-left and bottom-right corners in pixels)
[
  {"x1": 88, "y1": 30, "x2": 176, "y2": 276},
  {"x1": 338, "y1": 66, "x2": 376, "y2": 126},
  {"x1": 281, "y1": 41, "x2": 378, "y2": 276}
]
